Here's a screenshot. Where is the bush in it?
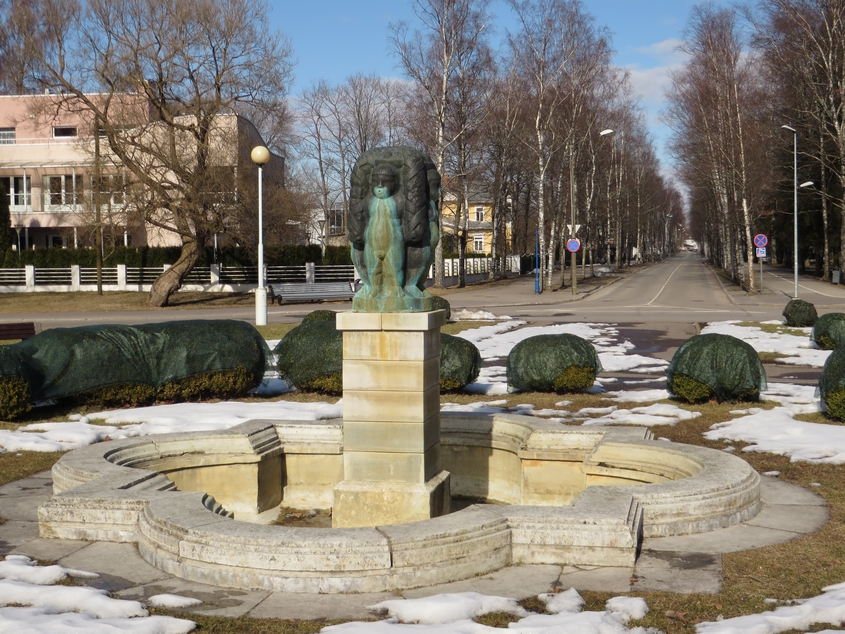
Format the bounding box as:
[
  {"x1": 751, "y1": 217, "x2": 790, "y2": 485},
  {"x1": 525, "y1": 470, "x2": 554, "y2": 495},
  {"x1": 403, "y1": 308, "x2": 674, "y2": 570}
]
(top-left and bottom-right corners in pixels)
[
  {"x1": 440, "y1": 334, "x2": 481, "y2": 391},
  {"x1": 506, "y1": 333, "x2": 602, "y2": 394},
  {"x1": 669, "y1": 374, "x2": 716, "y2": 404},
  {"x1": 783, "y1": 298, "x2": 818, "y2": 327},
  {"x1": 431, "y1": 295, "x2": 451, "y2": 321},
  {"x1": 11, "y1": 320, "x2": 268, "y2": 404},
  {"x1": 812, "y1": 313, "x2": 845, "y2": 350},
  {"x1": 301, "y1": 310, "x2": 337, "y2": 324},
  {"x1": 155, "y1": 367, "x2": 257, "y2": 402},
  {"x1": 666, "y1": 333, "x2": 766, "y2": 403},
  {"x1": 0, "y1": 376, "x2": 31, "y2": 420},
  {"x1": 275, "y1": 320, "x2": 343, "y2": 394},
  {"x1": 820, "y1": 347, "x2": 845, "y2": 421},
  {"x1": 276, "y1": 317, "x2": 480, "y2": 394}
]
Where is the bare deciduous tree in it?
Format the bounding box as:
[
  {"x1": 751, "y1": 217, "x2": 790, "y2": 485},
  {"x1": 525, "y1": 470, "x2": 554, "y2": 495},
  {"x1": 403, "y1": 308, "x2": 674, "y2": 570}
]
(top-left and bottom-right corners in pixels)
[{"x1": 12, "y1": 0, "x2": 294, "y2": 306}]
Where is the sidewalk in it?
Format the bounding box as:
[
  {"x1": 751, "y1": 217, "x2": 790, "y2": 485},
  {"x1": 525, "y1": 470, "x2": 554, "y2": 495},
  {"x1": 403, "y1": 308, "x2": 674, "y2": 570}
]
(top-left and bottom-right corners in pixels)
[
  {"x1": 0, "y1": 469, "x2": 825, "y2": 620},
  {"x1": 713, "y1": 262, "x2": 845, "y2": 310}
]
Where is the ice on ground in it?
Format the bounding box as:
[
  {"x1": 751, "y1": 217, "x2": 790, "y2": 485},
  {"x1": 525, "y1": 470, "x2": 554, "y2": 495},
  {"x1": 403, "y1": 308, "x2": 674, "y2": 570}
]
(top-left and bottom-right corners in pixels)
[
  {"x1": 368, "y1": 592, "x2": 528, "y2": 625},
  {"x1": 324, "y1": 591, "x2": 655, "y2": 633},
  {"x1": 704, "y1": 406, "x2": 845, "y2": 464},
  {"x1": 0, "y1": 559, "x2": 196, "y2": 633},
  {"x1": 582, "y1": 403, "x2": 700, "y2": 427},
  {"x1": 147, "y1": 594, "x2": 203, "y2": 609},
  {"x1": 696, "y1": 580, "x2": 845, "y2": 633},
  {"x1": 702, "y1": 320, "x2": 830, "y2": 367},
  {"x1": 605, "y1": 389, "x2": 671, "y2": 403},
  {"x1": 0, "y1": 555, "x2": 98, "y2": 585},
  {"x1": 451, "y1": 309, "x2": 507, "y2": 321},
  {"x1": 538, "y1": 588, "x2": 585, "y2": 613}
]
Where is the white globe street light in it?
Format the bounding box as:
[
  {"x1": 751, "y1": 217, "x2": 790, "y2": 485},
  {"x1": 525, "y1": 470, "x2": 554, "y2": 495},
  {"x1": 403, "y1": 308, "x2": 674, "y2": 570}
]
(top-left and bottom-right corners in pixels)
[{"x1": 251, "y1": 145, "x2": 271, "y2": 326}]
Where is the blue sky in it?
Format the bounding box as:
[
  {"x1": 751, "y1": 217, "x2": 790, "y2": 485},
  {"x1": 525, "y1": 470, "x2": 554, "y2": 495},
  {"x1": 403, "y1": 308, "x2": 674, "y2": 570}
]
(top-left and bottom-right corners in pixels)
[{"x1": 268, "y1": 0, "x2": 729, "y2": 180}]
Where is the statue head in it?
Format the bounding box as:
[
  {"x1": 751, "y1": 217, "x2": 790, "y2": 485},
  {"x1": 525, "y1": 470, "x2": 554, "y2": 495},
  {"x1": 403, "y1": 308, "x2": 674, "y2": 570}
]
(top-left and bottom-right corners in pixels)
[{"x1": 371, "y1": 164, "x2": 398, "y2": 200}]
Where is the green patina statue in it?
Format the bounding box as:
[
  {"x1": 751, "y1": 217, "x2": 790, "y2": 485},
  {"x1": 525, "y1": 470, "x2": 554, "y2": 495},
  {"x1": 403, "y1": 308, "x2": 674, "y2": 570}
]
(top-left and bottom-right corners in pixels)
[{"x1": 348, "y1": 146, "x2": 441, "y2": 312}]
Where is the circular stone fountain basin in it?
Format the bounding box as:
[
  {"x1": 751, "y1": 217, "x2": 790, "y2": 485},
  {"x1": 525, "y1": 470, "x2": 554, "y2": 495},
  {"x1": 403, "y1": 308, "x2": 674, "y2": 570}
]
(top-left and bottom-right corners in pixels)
[{"x1": 38, "y1": 413, "x2": 760, "y2": 593}]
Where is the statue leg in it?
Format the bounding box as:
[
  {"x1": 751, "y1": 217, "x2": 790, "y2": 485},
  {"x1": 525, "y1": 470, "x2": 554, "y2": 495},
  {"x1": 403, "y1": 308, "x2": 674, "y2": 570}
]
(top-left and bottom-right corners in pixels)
[{"x1": 351, "y1": 244, "x2": 370, "y2": 297}]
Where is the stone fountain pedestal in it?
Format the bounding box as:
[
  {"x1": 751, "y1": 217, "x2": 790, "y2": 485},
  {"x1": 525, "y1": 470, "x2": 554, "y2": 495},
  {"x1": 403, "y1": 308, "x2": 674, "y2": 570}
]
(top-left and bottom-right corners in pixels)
[{"x1": 332, "y1": 310, "x2": 451, "y2": 528}]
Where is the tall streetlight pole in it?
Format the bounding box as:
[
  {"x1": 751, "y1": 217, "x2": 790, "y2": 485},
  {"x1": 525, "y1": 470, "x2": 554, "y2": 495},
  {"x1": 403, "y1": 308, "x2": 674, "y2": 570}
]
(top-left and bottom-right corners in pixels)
[
  {"x1": 251, "y1": 145, "x2": 271, "y2": 326},
  {"x1": 599, "y1": 129, "x2": 615, "y2": 268},
  {"x1": 781, "y1": 125, "x2": 800, "y2": 299}
]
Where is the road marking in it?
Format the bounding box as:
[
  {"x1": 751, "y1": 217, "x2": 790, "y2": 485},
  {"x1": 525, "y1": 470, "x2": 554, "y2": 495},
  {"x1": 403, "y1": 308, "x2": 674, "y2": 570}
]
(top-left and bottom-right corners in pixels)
[
  {"x1": 768, "y1": 272, "x2": 845, "y2": 298},
  {"x1": 646, "y1": 263, "x2": 684, "y2": 306}
]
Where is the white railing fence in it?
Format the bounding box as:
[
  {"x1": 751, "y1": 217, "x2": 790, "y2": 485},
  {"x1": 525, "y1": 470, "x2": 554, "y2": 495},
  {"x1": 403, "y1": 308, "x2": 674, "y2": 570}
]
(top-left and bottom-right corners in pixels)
[{"x1": 0, "y1": 256, "x2": 518, "y2": 293}]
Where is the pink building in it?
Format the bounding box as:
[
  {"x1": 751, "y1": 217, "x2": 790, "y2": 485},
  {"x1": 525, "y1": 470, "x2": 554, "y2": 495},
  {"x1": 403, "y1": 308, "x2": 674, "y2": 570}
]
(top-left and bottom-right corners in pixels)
[{"x1": 0, "y1": 93, "x2": 283, "y2": 251}]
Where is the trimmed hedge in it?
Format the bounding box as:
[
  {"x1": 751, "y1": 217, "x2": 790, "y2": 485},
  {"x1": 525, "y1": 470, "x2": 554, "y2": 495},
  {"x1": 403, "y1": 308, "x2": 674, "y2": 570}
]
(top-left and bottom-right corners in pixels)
[
  {"x1": 440, "y1": 334, "x2": 481, "y2": 391},
  {"x1": 275, "y1": 320, "x2": 343, "y2": 394},
  {"x1": 274, "y1": 310, "x2": 480, "y2": 395},
  {"x1": 820, "y1": 347, "x2": 845, "y2": 422},
  {"x1": 783, "y1": 299, "x2": 818, "y2": 327},
  {"x1": 431, "y1": 295, "x2": 452, "y2": 321},
  {"x1": 0, "y1": 321, "x2": 268, "y2": 419},
  {"x1": 506, "y1": 333, "x2": 602, "y2": 394},
  {"x1": 811, "y1": 313, "x2": 845, "y2": 350},
  {"x1": 666, "y1": 333, "x2": 767, "y2": 403}
]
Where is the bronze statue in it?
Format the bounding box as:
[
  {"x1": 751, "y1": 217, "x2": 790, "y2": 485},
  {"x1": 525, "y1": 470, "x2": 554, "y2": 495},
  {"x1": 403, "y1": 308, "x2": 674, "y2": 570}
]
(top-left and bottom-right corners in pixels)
[{"x1": 348, "y1": 146, "x2": 440, "y2": 312}]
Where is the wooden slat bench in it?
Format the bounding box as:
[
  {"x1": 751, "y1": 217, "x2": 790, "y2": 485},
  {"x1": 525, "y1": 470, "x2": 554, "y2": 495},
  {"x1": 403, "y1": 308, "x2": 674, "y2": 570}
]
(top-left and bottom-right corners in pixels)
[
  {"x1": 267, "y1": 282, "x2": 356, "y2": 305},
  {"x1": 0, "y1": 322, "x2": 40, "y2": 342}
]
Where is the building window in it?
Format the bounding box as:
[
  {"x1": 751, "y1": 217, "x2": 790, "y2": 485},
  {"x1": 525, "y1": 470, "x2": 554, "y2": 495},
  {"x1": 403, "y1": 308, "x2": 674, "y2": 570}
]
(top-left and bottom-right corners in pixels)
[
  {"x1": 328, "y1": 206, "x2": 345, "y2": 235},
  {"x1": 53, "y1": 126, "x2": 78, "y2": 138},
  {"x1": 473, "y1": 234, "x2": 484, "y2": 252},
  {"x1": 0, "y1": 128, "x2": 15, "y2": 144},
  {"x1": 48, "y1": 235, "x2": 64, "y2": 248},
  {"x1": 44, "y1": 174, "x2": 84, "y2": 208},
  {"x1": 93, "y1": 173, "x2": 125, "y2": 206},
  {"x1": 6, "y1": 176, "x2": 31, "y2": 209},
  {"x1": 475, "y1": 206, "x2": 484, "y2": 222}
]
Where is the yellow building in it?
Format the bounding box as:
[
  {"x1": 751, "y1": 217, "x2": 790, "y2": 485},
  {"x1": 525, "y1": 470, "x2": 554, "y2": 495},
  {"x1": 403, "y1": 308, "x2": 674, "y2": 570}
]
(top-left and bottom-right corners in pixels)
[{"x1": 440, "y1": 191, "x2": 494, "y2": 254}]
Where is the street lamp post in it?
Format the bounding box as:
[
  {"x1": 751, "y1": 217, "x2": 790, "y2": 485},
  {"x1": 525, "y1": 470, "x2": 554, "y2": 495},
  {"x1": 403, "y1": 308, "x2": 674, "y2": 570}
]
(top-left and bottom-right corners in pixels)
[
  {"x1": 599, "y1": 129, "x2": 615, "y2": 268},
  {"x1": 781, "y1": 125, "x2": 800, "y2": 299},
  {"x1": 251, "y1": 145, "x2": 271, "y2": 326}
]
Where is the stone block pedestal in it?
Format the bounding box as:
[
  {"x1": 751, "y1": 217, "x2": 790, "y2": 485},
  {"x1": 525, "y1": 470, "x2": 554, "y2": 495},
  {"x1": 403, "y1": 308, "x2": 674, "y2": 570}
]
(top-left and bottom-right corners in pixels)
[{"x1": 333, "y1": 310, "x2": 450, "y2": 528}]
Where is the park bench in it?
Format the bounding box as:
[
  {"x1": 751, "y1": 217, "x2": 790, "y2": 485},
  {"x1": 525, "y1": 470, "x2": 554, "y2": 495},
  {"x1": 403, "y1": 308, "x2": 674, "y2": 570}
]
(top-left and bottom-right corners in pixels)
[
  {"x1": 267, "y1": 282, "x2": 356, "y2": 305},
  {"x1": 0, "y1": 322, "x2": 39, "y2": 341}
]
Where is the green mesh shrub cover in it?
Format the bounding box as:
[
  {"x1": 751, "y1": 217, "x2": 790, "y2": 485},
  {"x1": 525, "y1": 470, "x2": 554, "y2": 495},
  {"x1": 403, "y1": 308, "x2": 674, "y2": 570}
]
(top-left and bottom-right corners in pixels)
[
  {"x1": 9, "y1": 320, "x2": 268, "y2": 402},
  {"x1": 274, "y1": 320, "x2": 343, "y2": 394},
  {"x1": 811, "y1": 313, "x2": 845, "y2": 350},
  {"x1": 666, "y1": 333, "x2": 767, "y2": 403},
  {"x1": 431, "y1": 295, "x2": 451, "y2": 321},
  {"x1": 440, "y1": 334, "x2": 481, "y2": 391},
  {"x1": 506, "y1": 333, "x2": 602, "y2": 393},
  {"x1": 301, "y1": 310, "x2": 337, "y2": 324},
  {"x1": 275, "y1": 318, "x2": 478, "y2": 394},
  {"x1": 783, "y1": 298, "x2": 818, "y2": 327},
  {"x1": 819, "y1": 348, "x2": 845, "y2": 421}
]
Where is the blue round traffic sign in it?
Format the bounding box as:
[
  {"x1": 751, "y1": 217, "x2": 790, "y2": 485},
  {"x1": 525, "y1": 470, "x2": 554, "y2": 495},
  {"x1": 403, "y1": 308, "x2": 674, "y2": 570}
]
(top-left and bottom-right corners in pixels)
[
  {"x1": 566, "y1": 238, "x2": 581, "y2": 253},
  {"x1": 753, "y1": 234, "x2": 768, "y2": 248}
]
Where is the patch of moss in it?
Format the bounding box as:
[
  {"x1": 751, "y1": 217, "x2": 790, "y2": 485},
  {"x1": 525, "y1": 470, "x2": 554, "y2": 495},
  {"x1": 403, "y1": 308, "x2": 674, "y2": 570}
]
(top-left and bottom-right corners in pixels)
[
  {"x1": 157, "y1": 367, "x2": 256, "y2": 402},
  {"x1": 826, "y1": 388, "x2": 845, "y2": 422},
  {"x1": 72, "y1": 382, "x2": 157, "y2": 408},
  {"x1": 296, "y1": 372, "x2": 342, "y2": 395},
  {"x1": 670, "y1": 373, "x2": 713, "y2": 404},
  {"x1": 0, "y1": 376, "x2": 32, "y2": 421},
  {"x1": 816, "y1": 333, "x2": 837, "y2": 351},
  {"x1": 552, "y1": 366, "x2": 596, "y2": 394}
]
